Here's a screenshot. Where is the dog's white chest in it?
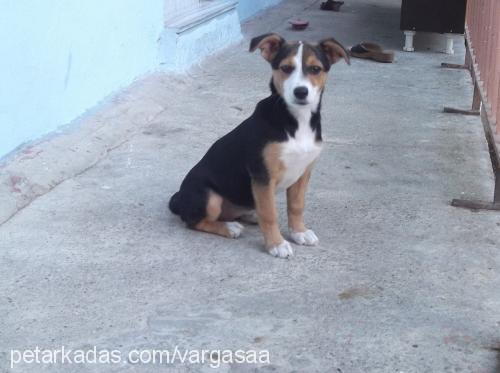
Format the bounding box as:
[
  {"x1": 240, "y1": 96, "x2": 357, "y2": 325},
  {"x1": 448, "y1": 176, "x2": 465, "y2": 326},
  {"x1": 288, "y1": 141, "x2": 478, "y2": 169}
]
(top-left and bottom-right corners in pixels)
[{"x1": 277, "y1": 122, "x2": 322, "y2": 190}]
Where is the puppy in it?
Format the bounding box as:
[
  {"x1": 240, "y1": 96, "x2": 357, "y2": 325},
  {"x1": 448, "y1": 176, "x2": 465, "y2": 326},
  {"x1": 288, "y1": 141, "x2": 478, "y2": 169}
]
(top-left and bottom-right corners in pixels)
[{"x1": 169, "y1": 33, "x2": 349, "y2": 258}]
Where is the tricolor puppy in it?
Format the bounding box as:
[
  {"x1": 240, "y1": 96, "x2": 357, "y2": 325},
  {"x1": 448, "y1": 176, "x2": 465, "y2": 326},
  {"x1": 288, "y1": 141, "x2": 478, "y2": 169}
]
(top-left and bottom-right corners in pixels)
[{"x1": 169, "y1": 33, "x2": 349, "y2": 258}]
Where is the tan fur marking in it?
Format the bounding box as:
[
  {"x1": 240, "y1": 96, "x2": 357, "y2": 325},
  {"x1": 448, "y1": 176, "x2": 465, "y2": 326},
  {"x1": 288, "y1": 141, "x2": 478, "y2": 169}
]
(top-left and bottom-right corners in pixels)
[
  {"x1": 263, "y1": 142, "x2": 286, "y2": 183},
  {"x1": 252, "y1": 142, "x2": 287, "y2": 249},
  {"x1": 272, "y1": 54, "x2": 297, "y2": 95},
  {"x1": 251, "y1": 34, "x2": 284, "y2": 62},
  {"x1": 305, "y1": 54, "x2": 328, "y2": 89},
  {"x1": 252, "y1": 182, "x2": 284, "y2": 248},
  {"x1": 193, "y1": 191, "x2": 231, "y2": 238},
  {"x1": 319, "y1": 39, "x2": 350, "y2": 65},
  {"x1": 272, "y1": 70, "x2": 284, "y2": 95},
  {"x1": 220, "y1": 199, "x2": 252, "y2": 221},
  {"x1": 195, "y1": 219, "x2": 233, "y2": 238},
  {"x1": 280, "y1": 54, "x2": 297, "y2": 67},
  {"x1": 206, "y1": 190, "x2": 223, "y2": 221},
  {"x1": 287, "y1": 167, "x2": 313, "y2": 232}
]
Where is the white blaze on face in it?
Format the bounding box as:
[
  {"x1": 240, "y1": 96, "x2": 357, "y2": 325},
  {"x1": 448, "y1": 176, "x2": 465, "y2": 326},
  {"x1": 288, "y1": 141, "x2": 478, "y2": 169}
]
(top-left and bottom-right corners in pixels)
[
  {"x1": 282, "y1": 42, "x2": 322, "y2": 112},
  {"x1": 278, "y1": 42, "x2": 323, "y2": 191}
]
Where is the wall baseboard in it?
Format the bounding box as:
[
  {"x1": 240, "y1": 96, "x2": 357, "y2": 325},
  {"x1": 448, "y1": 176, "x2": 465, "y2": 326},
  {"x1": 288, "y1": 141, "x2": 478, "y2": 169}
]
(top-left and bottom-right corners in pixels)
[{"x1": 159, "y1": 0, "x2": 242, "y2": 71}]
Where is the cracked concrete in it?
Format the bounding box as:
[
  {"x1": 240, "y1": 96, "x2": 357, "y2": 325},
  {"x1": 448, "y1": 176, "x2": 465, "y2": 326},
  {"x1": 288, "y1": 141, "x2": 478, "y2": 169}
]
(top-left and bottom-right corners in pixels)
[{"x1": 1, "y1": 0, "x2": 500, "y2": 372}]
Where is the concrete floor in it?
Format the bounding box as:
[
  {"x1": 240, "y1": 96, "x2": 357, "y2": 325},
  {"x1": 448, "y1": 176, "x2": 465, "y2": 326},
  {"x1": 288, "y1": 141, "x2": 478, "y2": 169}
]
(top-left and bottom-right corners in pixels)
[{"x1": 1, "y1": 0, "x2": 500, "y2": 372}]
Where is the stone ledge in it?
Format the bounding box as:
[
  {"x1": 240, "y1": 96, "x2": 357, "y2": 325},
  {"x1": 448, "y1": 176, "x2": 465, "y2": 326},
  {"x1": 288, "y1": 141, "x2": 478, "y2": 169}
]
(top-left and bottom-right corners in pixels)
[
  {"x1": 165, "y1": 0, "x2": 239, "y2": 34},
  {"x1": 159, "y1": 1, "x2": 242, "y2": 71}
]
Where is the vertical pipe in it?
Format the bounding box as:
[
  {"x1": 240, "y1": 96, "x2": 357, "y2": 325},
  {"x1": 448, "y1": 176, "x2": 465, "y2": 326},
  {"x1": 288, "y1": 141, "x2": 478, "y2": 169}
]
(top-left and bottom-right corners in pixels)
[
  {"x1": 484, "y1": 0, "x2": 493, "y2": 99},
  {"x1": 495, "y1": 1, "x2": 500, "y2": 132},
  {"x1": 466, "y1": 0, "x2": 500, "y2": 131},
  {"x1": 480, "y1": 2, "x2": 486, "y2": 81}
]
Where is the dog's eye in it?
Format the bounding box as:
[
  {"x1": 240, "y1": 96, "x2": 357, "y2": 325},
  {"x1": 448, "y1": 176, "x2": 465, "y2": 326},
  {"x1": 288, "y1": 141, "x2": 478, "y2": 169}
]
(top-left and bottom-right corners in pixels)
[
  {"x1": 280, "y1": 65, "x2": 295, "y2": 74},
  {"x1": 307, "y1": 66, "x2": 322, "y2": 75}
]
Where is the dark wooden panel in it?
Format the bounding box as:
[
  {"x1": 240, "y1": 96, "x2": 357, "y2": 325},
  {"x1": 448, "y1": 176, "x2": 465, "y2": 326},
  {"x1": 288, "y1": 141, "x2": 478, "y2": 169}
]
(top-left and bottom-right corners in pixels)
[{"x1": 400, "y1": 0, "x2": 466, "y2": 34}]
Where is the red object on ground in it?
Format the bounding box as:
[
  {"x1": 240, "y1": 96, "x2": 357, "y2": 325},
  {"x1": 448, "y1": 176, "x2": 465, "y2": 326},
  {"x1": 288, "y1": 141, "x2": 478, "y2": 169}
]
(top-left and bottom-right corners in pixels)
[{"x1": 289, "y1": 19, "x2": 309, "y2": 30}]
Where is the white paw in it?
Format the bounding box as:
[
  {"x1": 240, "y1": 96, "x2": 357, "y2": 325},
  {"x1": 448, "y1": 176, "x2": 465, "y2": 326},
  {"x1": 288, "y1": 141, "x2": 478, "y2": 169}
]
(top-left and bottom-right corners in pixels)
[
  {"x1": 269, "y1": 240, "x2": 294, "y2": 258},
  {"x1": 225, "y1": 222, "x2": 244, "y2": 238},
  {"x1": 289, "y1": 229, "x2": 319, "y2": 246}
]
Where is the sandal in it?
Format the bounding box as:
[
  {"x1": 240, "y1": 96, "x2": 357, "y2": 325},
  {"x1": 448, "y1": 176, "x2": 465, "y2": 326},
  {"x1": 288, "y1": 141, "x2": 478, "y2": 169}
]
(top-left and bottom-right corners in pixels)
[
  {"x1": 320, "y1": 0, "x2": 344, "y2": 11},
  {"x1": 350, "y1": 42, "x2": 394, "y2": 63}
]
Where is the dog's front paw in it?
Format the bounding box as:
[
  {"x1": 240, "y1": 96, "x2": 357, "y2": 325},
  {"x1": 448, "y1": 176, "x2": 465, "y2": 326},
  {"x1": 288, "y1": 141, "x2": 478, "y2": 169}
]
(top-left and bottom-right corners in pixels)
[
  {"x1": 225, "y1": 222, "x2": 244, "y2": 238},
  {"x1": 268, "y1": 240, "x2": 294, "y2": 258},
  {"x1": 289, "y1": 229, "x2": 319, "y2": 246}
]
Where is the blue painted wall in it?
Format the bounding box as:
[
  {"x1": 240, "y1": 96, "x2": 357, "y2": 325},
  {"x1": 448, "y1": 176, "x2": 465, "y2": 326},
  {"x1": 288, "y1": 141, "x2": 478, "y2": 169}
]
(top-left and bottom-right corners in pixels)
[
  {"x1": 160, "y1": 9, "x2": 242, "y2": 71},
  {"x1": 0, "y1": 0, "x2": 164, "y2": 158},
  {"x1": 0, "y1": 0, "x2": 282, "y2": 159},
  {"x1": 237, "y1": 0, "x2": 283, "y2": 21}
]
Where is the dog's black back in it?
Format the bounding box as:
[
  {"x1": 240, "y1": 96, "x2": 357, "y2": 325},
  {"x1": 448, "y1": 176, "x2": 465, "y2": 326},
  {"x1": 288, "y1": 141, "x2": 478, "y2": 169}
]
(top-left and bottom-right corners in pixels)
[{"x1": 169, "y1": 91, "x2": 321, "y2": 227}]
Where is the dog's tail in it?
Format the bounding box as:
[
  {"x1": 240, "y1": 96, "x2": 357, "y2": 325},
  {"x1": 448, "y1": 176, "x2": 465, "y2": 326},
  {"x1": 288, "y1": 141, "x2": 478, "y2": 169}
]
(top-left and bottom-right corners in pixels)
[{"x1": 168, "y1": 191, "x2": 181, "y2": 215}]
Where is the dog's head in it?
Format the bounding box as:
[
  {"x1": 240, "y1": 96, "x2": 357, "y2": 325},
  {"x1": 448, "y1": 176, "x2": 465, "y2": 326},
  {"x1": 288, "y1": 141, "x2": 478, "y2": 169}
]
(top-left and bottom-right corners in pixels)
[{"x1": 250, "y1": 33, "x2": 349, "y2": 111}]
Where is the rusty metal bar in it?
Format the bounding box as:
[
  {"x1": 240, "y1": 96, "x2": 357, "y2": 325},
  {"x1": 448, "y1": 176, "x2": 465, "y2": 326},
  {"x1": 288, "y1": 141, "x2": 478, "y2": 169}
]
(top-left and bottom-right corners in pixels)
[
  {"x1": 466, "y1": 0, "x2": 500, "y2": 131},
  {"x1": 450, "y1": 0, "x2": 500, "y2": 210}
]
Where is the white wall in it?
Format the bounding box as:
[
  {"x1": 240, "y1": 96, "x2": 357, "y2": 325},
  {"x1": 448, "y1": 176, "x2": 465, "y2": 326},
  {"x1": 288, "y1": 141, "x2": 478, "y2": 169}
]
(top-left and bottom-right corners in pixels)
[{"x1": 237, "y1": 0, "x2": 282, "y2": 21}]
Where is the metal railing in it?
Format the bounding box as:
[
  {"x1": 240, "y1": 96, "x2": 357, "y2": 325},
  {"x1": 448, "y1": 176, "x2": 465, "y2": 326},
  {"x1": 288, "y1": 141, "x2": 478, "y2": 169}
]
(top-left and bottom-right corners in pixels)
[
  {"x1": 466, "y1": 0, "x2": 500, "y2": 132},
  {"x1": 447, "y1": 0, "x2": 500, "y2": 210}
]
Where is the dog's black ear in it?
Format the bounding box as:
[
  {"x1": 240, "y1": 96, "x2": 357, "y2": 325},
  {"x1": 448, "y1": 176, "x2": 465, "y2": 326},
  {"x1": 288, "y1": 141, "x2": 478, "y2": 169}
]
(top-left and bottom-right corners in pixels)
[
  {"x1": 319, "y1": 38, "x2": 350, "y2": 66},
  {"x1": 249, "y1": 33, "x2": 285, "y2": 62}
]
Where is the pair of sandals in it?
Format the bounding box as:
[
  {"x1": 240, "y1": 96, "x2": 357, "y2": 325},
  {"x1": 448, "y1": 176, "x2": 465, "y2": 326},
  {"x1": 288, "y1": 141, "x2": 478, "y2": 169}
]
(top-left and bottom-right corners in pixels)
[{"x1": 350, "y1": 42, "x2": 395, "y2": 63}]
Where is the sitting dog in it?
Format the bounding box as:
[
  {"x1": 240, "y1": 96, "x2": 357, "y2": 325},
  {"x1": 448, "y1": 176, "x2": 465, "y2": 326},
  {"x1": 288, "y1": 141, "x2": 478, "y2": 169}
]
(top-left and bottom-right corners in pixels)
[{"x1": 169, "y1": 33, "x2": 349, "y2": 258}]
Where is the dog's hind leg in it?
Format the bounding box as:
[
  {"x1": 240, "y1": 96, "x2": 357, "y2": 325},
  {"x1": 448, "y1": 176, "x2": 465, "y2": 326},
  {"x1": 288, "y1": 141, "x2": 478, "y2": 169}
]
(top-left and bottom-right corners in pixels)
[
  {"x1": 193, "y1": 190, "x2": 244, "y2": 238},
  {"x1": 239, "y1": 211, "x2": 258, "y2": 225},
  {"x1": 219, "y1": 199, "x2": 257, "y2": 225}
]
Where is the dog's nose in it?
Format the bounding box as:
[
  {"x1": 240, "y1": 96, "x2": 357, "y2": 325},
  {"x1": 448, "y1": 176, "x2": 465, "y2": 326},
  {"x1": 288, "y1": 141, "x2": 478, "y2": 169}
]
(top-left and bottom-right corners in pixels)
[{"x1": 293, "y1": 86, "x2": 308, "y2": 100}]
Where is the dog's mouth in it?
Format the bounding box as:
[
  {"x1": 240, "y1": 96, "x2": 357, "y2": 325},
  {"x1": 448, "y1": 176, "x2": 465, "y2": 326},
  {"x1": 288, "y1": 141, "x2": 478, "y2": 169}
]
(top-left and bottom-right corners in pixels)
[{"x1": 294, "y1": 99, "x2": 309, "y2": 106}]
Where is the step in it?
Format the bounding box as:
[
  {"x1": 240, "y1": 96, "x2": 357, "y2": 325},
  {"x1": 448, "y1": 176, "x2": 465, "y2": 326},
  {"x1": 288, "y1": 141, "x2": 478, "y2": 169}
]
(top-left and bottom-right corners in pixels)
[{"x1": 159, "y1": 0, "x2": 242, "y2": 71}]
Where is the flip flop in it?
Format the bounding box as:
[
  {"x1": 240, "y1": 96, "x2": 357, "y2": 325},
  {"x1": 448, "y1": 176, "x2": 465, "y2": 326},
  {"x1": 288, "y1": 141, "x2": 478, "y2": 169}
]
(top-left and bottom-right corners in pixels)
[{"x1": 350, "y1": 42, "x2": 394, "y2": 63}]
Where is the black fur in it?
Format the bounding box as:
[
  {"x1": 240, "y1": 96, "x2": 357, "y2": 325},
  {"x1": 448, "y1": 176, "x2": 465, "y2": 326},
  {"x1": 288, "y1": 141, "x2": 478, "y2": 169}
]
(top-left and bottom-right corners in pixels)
[
  {"x1": 168, "y1": 191, "x2": 181, "y2": 215},
  {"x1": 168, "y1": 93, "x2": 322, "y2": 227}
]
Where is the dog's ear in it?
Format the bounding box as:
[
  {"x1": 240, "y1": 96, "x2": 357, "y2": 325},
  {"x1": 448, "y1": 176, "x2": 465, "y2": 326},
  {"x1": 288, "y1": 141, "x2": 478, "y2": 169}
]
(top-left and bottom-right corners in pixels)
[
  {"x1": 249, "y1": 33, "x2": 285, "y2": 62},
  {"x1": 319, "y1": 38, "x2": 350, "y2": 65}
]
